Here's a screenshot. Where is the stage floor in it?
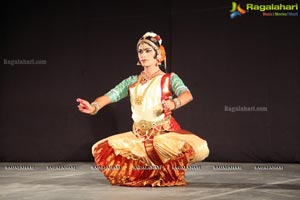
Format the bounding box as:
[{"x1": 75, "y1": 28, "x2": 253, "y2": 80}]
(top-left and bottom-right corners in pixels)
[{"x1": 0, "y1": 162, "x2": 299, "y2": 200}]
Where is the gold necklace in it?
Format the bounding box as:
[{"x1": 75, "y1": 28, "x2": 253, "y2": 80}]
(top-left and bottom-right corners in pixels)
[
  {"x1": 134, "y1": 75, "x2": 158, "y2": 105},
  {"x1": 140, "y1": 69, "x2": 161, "y2": 84}
]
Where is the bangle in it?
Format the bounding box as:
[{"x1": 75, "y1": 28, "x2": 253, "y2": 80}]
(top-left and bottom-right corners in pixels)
[
  {"x1": 173, "y1": 98, "x2": 181, "y2": 110},
  {"x1": 91, "y1": 102, "x2": 101, "y2": 115}
]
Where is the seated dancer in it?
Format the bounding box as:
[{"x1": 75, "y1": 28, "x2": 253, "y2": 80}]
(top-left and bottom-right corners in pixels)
[{"x1": 77, "y1": 32, "x2": 209, "y2": 186}]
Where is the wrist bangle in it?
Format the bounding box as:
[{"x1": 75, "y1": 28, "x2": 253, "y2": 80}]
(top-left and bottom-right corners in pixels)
[
  {"x1": 173, "y1": 98, "x2": 181, "y2": 110},
  {"x1": 91, "y1": 102, "x2": 101, "y2": 115}
]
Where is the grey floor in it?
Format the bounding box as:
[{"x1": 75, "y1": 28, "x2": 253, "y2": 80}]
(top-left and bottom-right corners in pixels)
[{"x1": 0, "y1": 162, "x2": 299, "y2": 200}]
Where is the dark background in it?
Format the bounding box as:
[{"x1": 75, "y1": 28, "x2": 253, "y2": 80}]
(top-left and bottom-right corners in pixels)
[{"x1": 1, "y1": 0, "x2": 299, "y2": 163}]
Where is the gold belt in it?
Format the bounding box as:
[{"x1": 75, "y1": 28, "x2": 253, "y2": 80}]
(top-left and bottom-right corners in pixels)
[{"x1": 133, "y1": 116, "x2": 171, "y2": 131}]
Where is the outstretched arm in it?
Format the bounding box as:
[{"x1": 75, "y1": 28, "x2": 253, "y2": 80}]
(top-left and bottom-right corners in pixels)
[
  {"x1": 76, "y1": 95, "x2": 112, "y2": 115},
  {"x1": 76, "y1": 75, "x2": 138, "y2": 115}
]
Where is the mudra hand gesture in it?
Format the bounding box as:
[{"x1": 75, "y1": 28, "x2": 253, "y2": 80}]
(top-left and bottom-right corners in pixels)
[
  {"x1": 162, "y1": 98, "x2": 175, "y2": 116},
  {"x1": 76, "y1": 98, "x2": 96, "y2": 115}
]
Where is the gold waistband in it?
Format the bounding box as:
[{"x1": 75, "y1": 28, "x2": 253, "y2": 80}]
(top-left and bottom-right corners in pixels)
[{"x1": 133, "y1": 116, "x2": 171, "y2": 131}]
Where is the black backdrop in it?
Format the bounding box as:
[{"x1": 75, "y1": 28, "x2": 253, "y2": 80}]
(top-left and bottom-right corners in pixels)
[{"x1": 1, "y1": 0, "x2": 299, "y2": 162}]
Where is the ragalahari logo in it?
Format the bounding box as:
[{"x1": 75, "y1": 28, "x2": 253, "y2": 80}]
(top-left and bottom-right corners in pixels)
[{"x1": 230, "y1": 2, "x2": 247, "y2": 19}]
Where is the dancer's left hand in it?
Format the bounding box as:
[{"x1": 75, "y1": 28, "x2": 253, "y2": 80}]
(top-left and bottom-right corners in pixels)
[{"x1": 162, "y1": 99, "x2": 175, "y2": 115}]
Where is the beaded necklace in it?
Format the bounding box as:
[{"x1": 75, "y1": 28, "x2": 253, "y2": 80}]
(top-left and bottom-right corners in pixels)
[{"x1": 134, "y1": 70, "x2": 161, "y2": 105}]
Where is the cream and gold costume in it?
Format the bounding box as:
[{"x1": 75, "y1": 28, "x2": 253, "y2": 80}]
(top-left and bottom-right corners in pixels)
[{"x1": 92, "y1": 72, "x2": 209, "y2": 186}]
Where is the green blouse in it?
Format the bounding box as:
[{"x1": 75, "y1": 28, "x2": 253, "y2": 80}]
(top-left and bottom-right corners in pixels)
[{"x1": 105, "y1": 73, "x2": 189, "y2": 103}]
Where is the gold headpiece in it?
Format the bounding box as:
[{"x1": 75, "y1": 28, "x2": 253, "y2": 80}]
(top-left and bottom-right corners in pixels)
[{"x1": 137, "y1": 32, "x2": 167, "y2": 71}]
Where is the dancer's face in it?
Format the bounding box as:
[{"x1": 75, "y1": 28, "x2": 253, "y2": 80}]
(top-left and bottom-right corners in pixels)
[{"x1": 137, "y1": 43, "x2": 158, "y2": 67}]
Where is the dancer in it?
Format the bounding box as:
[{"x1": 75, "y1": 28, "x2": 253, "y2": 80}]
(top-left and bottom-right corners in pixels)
[{"x1": 77, "y1": 32, "x2": 209, "y2": 186}]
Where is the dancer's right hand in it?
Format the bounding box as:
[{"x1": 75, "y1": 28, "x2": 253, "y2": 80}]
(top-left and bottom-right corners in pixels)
[{"x1": 76, "y1": 98, "x2": 95, "y2": 114}]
